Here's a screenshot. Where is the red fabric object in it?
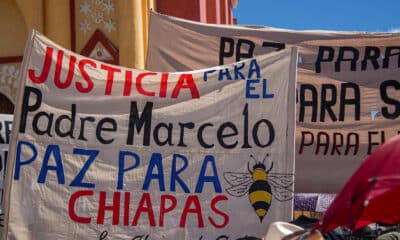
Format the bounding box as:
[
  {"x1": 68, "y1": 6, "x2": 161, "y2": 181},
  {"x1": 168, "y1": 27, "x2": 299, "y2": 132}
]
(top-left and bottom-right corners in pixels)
[{"x1": 313, "y1": 135, "x2": 400, "y2": 233}]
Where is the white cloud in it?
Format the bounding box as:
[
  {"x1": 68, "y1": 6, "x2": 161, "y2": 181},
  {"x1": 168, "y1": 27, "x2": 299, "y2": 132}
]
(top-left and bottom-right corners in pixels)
[{"x1": 389, "y1": 28, "x2": 400, "y2": 33}]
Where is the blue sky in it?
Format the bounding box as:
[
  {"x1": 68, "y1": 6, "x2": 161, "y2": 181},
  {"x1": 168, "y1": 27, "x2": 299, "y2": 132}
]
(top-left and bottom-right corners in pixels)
[{"x1": 232, "y1": 0, "x2": 400, "y2": 32}]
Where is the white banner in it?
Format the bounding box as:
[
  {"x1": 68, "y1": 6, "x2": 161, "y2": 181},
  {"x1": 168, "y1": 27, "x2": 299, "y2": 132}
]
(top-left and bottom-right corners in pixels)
[
  {"x1": 0, "y1": 114, "x2": 13, "y2": 207},
  {"x1": 146, "y1": 11, "x2": 400, "y2": 193},
  {"x1": 3, "y1": 31, "x2": 297, "y2": 239}
]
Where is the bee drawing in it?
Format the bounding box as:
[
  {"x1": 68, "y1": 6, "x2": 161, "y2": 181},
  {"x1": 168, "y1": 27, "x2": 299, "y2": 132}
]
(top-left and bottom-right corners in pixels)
[{"x1": 223, "y1": 153, "x2": 293, "y2": 222}]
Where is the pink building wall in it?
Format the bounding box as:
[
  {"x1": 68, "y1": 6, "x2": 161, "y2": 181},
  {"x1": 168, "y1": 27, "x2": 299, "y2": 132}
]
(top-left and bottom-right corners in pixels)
[{"x1": 156, "y1": 0, "x2": 236, "y2": 24}]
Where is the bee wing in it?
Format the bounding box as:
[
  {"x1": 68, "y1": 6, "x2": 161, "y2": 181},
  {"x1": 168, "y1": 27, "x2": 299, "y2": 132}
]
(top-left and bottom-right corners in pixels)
[
  {"x1": 223, "y1": 172, "x2": 253, "y2": 197},
  {"x1": 268, "y1": 173, "x2": 294, "y2": 202},
  {"x1": 268, "y1": 173, "x2": 294, "y2": 188},
  {"x1": 225, "y1": 180, "x2": 253, "y2": 197},
  {"x1": 223, "y1": 172, "x2": 252, "y2": 186}
]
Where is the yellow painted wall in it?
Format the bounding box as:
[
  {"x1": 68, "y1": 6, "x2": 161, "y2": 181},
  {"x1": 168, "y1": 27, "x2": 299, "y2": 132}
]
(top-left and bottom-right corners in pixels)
[
  {"x1": 15, "y1": 0, "x2": 44, "y2": 33},
  {"x1": 44, "y1": 0, "x2": 71, "y2": 49},
  {"x1": 0, "y1": 0, "x2": 28, "y2": 57},
  {"x1": 0, "y1": 0, "x2": 155, "y2": 103},
  {"x1": 1, "y1": 0, "x2": 154, "y2": 63}
]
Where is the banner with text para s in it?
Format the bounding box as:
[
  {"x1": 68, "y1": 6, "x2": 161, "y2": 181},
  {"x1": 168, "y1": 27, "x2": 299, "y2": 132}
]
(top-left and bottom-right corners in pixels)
[{"x1": 146, "y1": 11, "x2": 400, "y2": 193}]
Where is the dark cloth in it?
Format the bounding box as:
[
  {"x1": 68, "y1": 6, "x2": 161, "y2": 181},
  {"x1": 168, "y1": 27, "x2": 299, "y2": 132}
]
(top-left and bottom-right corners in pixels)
[
  {"x1": 290, "y1": 215, "x2": 319, "y2": 229},
  {"x1": 324, "y1": 229, "x2": 346, "y2": 240},
  {"x1": 235, "y1": 236, "x2": 261, "y2": 240}
]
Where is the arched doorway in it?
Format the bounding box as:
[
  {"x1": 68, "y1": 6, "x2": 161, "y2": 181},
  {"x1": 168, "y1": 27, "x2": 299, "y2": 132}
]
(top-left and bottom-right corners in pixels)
[{"x1": 0, "y1": 93, "x2": 14, "y2": 114}]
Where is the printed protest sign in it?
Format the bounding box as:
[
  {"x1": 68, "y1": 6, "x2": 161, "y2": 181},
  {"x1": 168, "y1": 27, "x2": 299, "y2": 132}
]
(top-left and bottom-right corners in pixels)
[
  {"x1": 0, "y1": 114, "x2": 12, "y2": 207},
  {"x1": 146, "y1": 11, "x2": 400, "y2": 193},
  {"x1": 2, "y1": 31, "x2": 297, "y2": 239}
]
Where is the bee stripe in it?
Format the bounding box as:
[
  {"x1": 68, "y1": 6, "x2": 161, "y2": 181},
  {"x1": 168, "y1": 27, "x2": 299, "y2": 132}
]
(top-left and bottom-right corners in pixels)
[
  {"x1": 253, "y1": 170, "x2": 267, "y2": 181},
  {"x1": 252, "y1": 201, "x2": 270, "y2": 211},
  {"x1": 249, "y1": 190, "x2": 272, "y2": 204},
  {"x1": 249, "y1": 180, "x2": 271, "y2": 192},
  {"x1": 255, "y1": 209, "x2": 267, "y2": 217}
]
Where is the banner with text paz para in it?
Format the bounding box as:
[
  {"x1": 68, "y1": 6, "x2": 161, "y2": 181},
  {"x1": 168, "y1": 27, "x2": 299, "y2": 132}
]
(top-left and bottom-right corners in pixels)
[
  {"x1": 146, "y1": 11, "x2": 400, "y2": 193},
  {"x1": 2, "y1": 30, "x2": 297, "y2": 240}
]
